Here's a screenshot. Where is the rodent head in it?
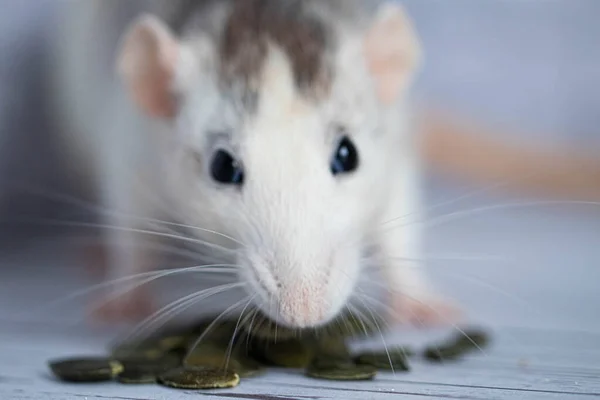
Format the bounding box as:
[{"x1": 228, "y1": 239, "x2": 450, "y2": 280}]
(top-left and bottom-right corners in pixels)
[{"x1": 117, "y1": 0, "x2": 420, "y2": 329}]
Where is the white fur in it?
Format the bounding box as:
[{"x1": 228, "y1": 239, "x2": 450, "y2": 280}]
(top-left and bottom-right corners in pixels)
[{"x1": 50, "y1": 0, "x2": 440, "y2": 329}]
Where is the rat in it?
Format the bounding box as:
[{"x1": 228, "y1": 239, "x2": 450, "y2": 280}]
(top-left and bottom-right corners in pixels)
[
  {"x1": 48, "y1": 0, "x2": 457, "y2": 329},
  {"x1": 48, "y1": 0, "x2": 600, "y2": 329}
]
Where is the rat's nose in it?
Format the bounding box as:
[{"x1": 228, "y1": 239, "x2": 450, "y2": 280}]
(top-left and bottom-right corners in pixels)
[{"x1": 277, "y1": 282, "x2": 331, "y2": 328}]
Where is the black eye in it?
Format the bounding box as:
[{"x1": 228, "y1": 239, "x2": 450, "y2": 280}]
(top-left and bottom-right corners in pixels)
[
  {"x1": 210, "y1": 149, "x2": 244, "y2": 185},
  {"x1": 330, "y1": 136, "x2": 359, "y2": 175}
]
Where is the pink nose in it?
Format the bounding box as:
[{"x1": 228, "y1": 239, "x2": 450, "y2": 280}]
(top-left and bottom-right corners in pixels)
[{"x1": 277, "y1": 283, "x2": 329, "y2": 328}]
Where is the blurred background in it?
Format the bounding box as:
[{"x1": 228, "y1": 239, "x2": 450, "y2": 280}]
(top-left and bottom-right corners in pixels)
[{"x1": 0, "y1": 0, "x2": 598, "y2": 333}]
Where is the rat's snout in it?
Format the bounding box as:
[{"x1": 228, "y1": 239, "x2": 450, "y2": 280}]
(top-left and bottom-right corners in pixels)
[
  {"x1": 242, "y1": 245, "x2": 358, "y2": 329},
  {"x1": 244, "y1": 252, "x2": 336, "y2": 328},
  {"x1": 277, "y1": 280, "x2": 330, "y2": 328}
]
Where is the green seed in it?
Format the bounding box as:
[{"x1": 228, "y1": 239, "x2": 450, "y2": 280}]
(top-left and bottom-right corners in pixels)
[
  {"x1": 316, "y1": 312, "x2": 384, "y2": 339},
  {"x1": 157, "y1": 366, "x2": 240, "y2": 389},
  {"x1": 193, "y1": 320, "x2": 242, "y2": 345},
  {"x1": 354, "y1": 348, "x2": 411, "y2": 371},
  {"x1": 116, "y1": 371, "x2": 157, "y2": 384},
  {"x1": 229, "y1": 345, "x2": 266, "y2": 378},
  {"x1": 158, "y1": 335, "x2": 188, "y2": 350},
  {"x1": 109, "y1": 329, "x2": 190, "y2": 360},
  {"x1": 116, "y1": 355, "x2": 181, "y2": 384},
  {"x1": 48, "y1": 357, "x2": 123, "y2": 383},
  {"x1": 252, "y1": 338, "x2": 313, "y2": 368},
  {"x1": 311, "y1": 335, "x2": 352, "y2": 359},
  {"x1": 423, "y1": 346, "x2": 460, "y2": 361},
  {"x1": 423, "y1": 328, "x2": 490, "y2": 362},
  {"x1": 183, "y1": 340, "x2": 265, "y2": 380},
  {"x1": 186, "y1": 352, "x2": 246, "y2": 372},
  {"x1": 306, "y1": 357, "x2": 377, "y2": 381},
  {"x1": 185, "y1": 342, "x2": 239, "y2": 367},
  {"x1": 309, "y1": 355, "x2": 353, "y2": 370},
  {"x1": 241, "y1": 320, "x2": 297, "y2": 341},
  {"x1": 235, "y1": 357, "x2": 266, "y2": 378},
  {"x1": 240, "y1": 309, "x2": 384, "y2": 342},
  {"x1": 110, "y1": 342, "x2": 166, "y2": 361},
  {"x1": 455, "y1": 329, "x2": 490, "y2": 348}
]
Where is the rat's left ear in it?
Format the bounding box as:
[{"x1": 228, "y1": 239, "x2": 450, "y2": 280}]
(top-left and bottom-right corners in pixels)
[
  {"x1": 363, "y1": 3, "x2": 421, "y2": 105},
  {"x1": 117, "y1": 14, "x2": 182, "y2": 119}
]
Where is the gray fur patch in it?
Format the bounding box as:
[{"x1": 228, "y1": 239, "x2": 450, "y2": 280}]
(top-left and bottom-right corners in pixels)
[
  {"x1": 161, "y1": 0, "x2": 379, "y2": 109},
  {"x1": 219, "y1": 0, "x2": 332, "y2": 101}
]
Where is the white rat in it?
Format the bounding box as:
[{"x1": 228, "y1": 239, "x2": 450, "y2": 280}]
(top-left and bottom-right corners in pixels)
[
  {"x1": 49, "y1": 0, "x2": 600, "y2": 329},
  {"x1": 49, "y1": 0, "x2": 457, "y2": 329}
]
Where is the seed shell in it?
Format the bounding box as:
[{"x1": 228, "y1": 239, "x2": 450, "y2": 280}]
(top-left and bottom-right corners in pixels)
[
  {"x1": 423, "y1": 328, "x2": 491, "y2": 362},
  {"x1": 306, "y1": 358, "x2": 377, "y2": 381},
  {"x1": 354, "y1": 348, "x2": 411, "y2": 371},
  {"x1": 157, "y1": 366, "x2": 240, "y2": 389},
  {"x1": 48, "y1": 357, "x2": 123, "y2": 383},
  {"x1": 116, "y1": 355, "x2": 182, "y2": 384},
  {"x1": 251, "y1": 338, "x2": 313, "y2": 368}
]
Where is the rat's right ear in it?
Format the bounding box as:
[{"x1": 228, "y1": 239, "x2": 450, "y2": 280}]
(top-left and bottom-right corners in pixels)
[
  {"x1": 363, "y1": 3, "x2": 421, "y2": 106},
  {"x1": 117, "y1": 14, "x2": 183, "y2": 119}
]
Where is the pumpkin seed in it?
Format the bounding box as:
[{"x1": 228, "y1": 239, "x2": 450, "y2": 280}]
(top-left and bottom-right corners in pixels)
[
  {"x1": 354, "y1": 348, "x2": 411, "y2": 371},
  {"x1": 157, "y1": 366, "x2": 240, "y2": 389},
  {"x1": 423, "y1": 328, "x2": 490, "y2": 362},
  {"x1": 48, "y1": 357, "x2": 123, "y2": 383}
]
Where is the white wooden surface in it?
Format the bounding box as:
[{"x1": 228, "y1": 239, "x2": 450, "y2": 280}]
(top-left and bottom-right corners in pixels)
[{"x1": 1, "y1": 190, "x2": 599, "y2": 400}]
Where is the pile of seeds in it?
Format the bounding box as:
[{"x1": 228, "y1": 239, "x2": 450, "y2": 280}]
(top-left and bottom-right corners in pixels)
[{"x1": 48, "y1": 312, "x2": 490, "y2": 390}]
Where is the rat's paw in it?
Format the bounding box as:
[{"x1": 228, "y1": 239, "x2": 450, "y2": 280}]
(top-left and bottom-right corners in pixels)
[
  {"x1": 389, "y1": 291, "x2": 463, "y2": 328},
  {"x1": 88, "y1": 288, "x2": 155, "y2": 325}
]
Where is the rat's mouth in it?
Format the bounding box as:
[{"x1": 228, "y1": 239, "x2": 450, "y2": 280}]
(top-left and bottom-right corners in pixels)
[
  {"x1": 239, "y1": 307, "x2": 383, "y2": 341},
  {"x1": 248, "y1": 295, "x2": 338, "y2": 331}
]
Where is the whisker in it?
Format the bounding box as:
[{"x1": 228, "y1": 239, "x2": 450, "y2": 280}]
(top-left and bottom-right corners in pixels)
[
  {"x1": 392, "y1": 290, "x2": 489, "y2": 357},
  {"x1": 354, "y1": 292, "x2": 396, "y2": 319},
  {"x1": 225, "y1": 296, "x2": 256, "y2": 371},
  {"x1": 9, "y1": 181, "x2": 246, "y2": 247},
  {"x1": 81, "y1": 274, "x2": 233, "y2": 328},
  {"x1": 434, "y1": 270, "x2": 543, "y2": 317},
  {"x1": 348, "y1": 304, "x2": 379, "y2": 334},
  {"x1": 121, "y1": 282, "x2": 245, "y2": 344},
  {"x1": 355, "y1": 298, "x2": 395, "y2": 375},
  {"x1": 68, "y1": 234, "x2": 226, "y2": 264},
  {"x1": 245, "y1": 308, "x2": 261, "y2": 352},
  {"x1": 184, "y1": 298, "x2": 249, "y2": 364},
  {"x1": 126, "y1": 293, "x2": 215, "y2": 344},
  {"x1": 145, "y1": 219, "x2": 245, "y2": 248},
  {"x1": 379, "y1": 177, "x2": 541, "y2": 229},
  {"x1": 386, "y1": 200, "x2": 600, "y2": 234},
  {"x1": 361, "y1": 253, "x2": 509, "y2": 265},
  {"x1": 377, "y1": 167, "x2": 556, "y2": 232},
  {"x1": 425, "y1": 200, "x2": 600, "y2": 228},
  {"x1": 32, "y1": 263, "x2": 239, "y2": 316},
  {"x1": 345, "y1": 304, "x2": 369, "y2": 337},
  {"x1": 18, "y1": 217, "x2": 238, "y2": 255},
  {"x1": 230, "y1": 203, "x2": 263, "y2": 246}
]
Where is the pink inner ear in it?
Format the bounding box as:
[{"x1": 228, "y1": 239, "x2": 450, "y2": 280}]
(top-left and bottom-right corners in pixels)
[
  {"x1": 119, "y1": 17, "x2": 180, "y2": 119},
  {"x1": 364, "y1": 8, "x2": 416, "y2": 105},
  {"x1": 132, "y1": 44, "x2": 179, "y2": 118}
]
